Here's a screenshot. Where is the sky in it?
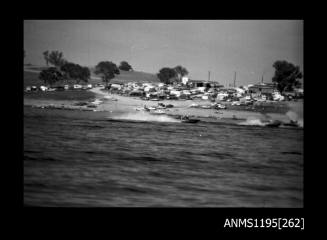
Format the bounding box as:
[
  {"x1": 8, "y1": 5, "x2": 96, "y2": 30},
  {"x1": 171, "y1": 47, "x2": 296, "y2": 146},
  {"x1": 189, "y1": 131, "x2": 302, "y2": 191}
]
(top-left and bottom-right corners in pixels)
[{"x1": 24, "y1": 20, "x2": 303, "y2": 87}]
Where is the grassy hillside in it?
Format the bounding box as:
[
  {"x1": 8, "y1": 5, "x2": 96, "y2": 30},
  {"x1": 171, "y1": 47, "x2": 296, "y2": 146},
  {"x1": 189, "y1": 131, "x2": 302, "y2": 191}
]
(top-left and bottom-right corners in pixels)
[
  {"x1": 24, "y1": 71, "x2": 44, "y2": 87},
  {"x1": 91, "y1": 69, "x2": 160, "y2": 84},
  {"x1": 24, "y1": 66, "x2": 160, "y2": 88}
]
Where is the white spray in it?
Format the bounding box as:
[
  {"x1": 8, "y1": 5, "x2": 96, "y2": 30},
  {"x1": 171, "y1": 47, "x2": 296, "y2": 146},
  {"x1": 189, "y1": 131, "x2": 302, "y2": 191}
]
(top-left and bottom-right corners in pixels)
[
  {"x1": 286, "y1": 111, "x2": 303, "y2": 127},
  {"x1": 238, "y1": 116, "x2": 266, "y2": 126},
  {"x1": 109, "y1": 111, "x2": 180, "y2": 123}
]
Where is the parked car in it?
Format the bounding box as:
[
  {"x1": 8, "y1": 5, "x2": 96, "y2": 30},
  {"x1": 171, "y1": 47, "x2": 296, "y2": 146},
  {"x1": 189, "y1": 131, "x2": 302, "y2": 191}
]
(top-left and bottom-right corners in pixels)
[
  {"x1": 73, "y1": 84, "x2": 82, "y2": 89},
  {"x1": 39, "y1": 86, "x2": 48, "y2": 91}
]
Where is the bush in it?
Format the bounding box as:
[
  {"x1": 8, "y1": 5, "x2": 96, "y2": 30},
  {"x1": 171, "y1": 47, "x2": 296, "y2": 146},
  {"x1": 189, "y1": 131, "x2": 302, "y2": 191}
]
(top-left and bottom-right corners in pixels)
[
  {"x1": 61, "y1": 62, "x2": 90, "y2": 82},
  {"x1": 119, "y1": 61, "x2": 133, "y2": 71},
  {"x1": 38, "y1": 67, "x2": 64, "y2": 86},
  {"x1": 157, "y1": 68, "x2": 177, "y2": 84}
]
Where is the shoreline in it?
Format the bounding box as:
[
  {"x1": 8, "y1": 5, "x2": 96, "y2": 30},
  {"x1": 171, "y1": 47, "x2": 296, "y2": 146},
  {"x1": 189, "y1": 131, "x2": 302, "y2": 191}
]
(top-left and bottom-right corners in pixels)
[{"x1": 24, "y1": 87, "x2": 303, "y2": 123}]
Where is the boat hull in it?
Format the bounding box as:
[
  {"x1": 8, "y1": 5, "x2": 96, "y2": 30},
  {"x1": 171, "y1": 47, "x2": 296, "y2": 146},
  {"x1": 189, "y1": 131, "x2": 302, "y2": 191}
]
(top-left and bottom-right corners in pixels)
[{"x1": 181, "y1": 119, "x2": 200, "y2": 123}]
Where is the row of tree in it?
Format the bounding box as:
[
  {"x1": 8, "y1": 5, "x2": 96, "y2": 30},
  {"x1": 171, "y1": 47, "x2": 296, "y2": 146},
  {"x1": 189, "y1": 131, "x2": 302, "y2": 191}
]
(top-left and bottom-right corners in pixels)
[
  {"x1": 37, "y1": 50, "x2": 134, "y2": 86},
  {"x1": 156, "y1": 61, "x2": 302, "y2": 93},
  {"x1": 28, "y1": 49, "x2": 303, "y2": 92},
  {"x1": 39, "y1": 51, "x2": 91, "y2": 85},
  {"x1": 39, "y1": 63, "x2": 91, "y2": 85}
]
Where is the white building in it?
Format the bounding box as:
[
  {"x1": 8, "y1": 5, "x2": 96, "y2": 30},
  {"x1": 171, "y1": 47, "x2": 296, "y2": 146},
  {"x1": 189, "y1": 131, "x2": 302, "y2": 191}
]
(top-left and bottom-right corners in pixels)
[{"x1": 182, "y1": 76, "x2": 189, "y2": 85}]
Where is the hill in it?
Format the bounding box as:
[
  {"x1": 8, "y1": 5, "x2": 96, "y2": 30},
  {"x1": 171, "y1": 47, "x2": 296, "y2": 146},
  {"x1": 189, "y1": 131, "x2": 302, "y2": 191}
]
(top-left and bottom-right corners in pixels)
[
  {"x1": 90, "y1": 69, "x2": 160, "y2": 84},
  {"x1": 24, "y1": 65, "x2": 160, "y2": 88},
  {"x1": 24, "y1": 71, "x2": 44, "y2": 87}
]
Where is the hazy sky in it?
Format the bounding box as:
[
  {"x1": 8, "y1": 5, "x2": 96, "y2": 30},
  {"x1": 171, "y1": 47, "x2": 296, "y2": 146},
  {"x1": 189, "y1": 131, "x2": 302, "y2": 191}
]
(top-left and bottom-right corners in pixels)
[{"x1": 24, "y1": 20, "x2": 303, "y2": 86}]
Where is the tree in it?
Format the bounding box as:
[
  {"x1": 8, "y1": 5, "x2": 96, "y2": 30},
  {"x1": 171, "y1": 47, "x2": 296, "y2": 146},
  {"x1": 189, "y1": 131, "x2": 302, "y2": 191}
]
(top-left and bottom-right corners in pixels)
[
  {"x1": 174, "y1": 65, "x2": 188, "y2": 82},
  {"x1": 94, "y1": 61, "x2": 120, "y2": 86},
  {"x1": 43, "y1": 50, "x2": 49, "y2": 66},
  {"x1": 80, "y1": 67, "x2": 91, "y2": 82},
  {"x1": 48, "y1": 50, "x2": 66, "y2": 68},
  {"x1": 61, "y1": 62, "x2": 90, "y2": 83},
  {"x1": 119, "y1": 61, "x2": 133, "y2": 71},
  {"x1": 157, "y1": 67, "x2": 177, "y2": 84},
  {"x1": 39, "y1": 67, "x2": 64, "y2": 86},
  {"x1": 272, "y1": 60, "x2": 303, "y2": 93}
]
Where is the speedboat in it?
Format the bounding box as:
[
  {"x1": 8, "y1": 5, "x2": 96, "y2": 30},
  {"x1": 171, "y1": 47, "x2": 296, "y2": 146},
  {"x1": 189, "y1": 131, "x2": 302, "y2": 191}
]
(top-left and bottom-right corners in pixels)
[
  {"x1": 181, "y1": 119, "x2": 200, "y2": 123},
  {"x1": 264, "y1": 120, "x2": 282, "y2": 127},
  {"x1": 283, "y1": 120, "x2": 299, "y2": 127},
  {"x1": 180, "y1": 115, "x2": 200, "y2": 123}
]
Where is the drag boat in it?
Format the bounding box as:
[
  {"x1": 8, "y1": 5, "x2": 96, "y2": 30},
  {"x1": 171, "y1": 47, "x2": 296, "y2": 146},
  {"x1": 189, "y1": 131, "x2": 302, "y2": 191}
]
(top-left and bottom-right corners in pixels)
[
  {"x1": 180, "y1": 115, "x2": 200, "y2": 123},
  {"x1": 283, "y1": 120, "x2": 299, "y2": 127},
  {"x1": 181, "y1": 119, "x2": 200, "y2": 123},
  {"x1": 264, "y1": 120, "x2": 282, "y2": 127}
]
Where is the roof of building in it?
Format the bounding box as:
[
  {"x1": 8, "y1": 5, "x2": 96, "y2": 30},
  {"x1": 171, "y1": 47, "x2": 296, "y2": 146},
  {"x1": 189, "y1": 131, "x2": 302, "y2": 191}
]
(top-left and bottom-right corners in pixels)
[
  {"x1": 188, "y1": 79, "x2": 223, "y2": 85},
  {"x1": 188, "y1": 79, "x2": 207, "y2": 83},
  {"x1": 249, "y1": 83, "x2": 276, "y2": 89}
]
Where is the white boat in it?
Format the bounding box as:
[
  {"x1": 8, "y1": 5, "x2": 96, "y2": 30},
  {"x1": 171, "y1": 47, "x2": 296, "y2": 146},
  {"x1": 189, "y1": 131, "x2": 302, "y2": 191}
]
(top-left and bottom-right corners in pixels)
[{"x1": 91, "y1": 99, "x2": 103, "y2": 105}]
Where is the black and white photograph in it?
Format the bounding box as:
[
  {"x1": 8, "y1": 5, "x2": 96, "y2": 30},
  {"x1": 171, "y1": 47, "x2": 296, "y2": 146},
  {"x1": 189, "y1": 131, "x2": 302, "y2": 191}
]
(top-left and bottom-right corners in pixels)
[{"x1": 23, "y1": 20, "x2": 303, "y2": 208}]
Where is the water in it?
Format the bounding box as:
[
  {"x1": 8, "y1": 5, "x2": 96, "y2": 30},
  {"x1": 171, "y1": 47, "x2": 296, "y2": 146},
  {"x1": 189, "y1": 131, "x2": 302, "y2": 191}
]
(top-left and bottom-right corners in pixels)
[{"x1": 24, "y1": 106, "x2": 303, "y2": 207}]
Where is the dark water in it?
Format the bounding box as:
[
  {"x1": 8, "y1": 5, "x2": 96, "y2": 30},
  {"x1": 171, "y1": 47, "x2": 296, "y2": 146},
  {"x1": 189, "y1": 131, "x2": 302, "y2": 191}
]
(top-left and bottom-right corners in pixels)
[{"x1": 24, "y1": 106, "x2": 303, "y2": 207}]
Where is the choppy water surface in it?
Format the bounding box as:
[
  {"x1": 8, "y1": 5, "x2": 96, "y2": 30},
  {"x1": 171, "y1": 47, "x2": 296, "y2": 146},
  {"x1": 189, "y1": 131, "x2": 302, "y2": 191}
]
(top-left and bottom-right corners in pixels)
[{"x1": 24, "y1": 107, "x2": 303, "y2": 207}]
